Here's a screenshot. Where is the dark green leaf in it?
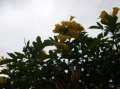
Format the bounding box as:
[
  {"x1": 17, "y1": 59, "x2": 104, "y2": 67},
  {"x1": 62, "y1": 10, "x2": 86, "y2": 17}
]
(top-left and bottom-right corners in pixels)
[
  {"x1": 36, "y1": 36, "x2": 42, "y2": 44},
  {"x1": 89, "y1": 26, "x2": 100, "y2": 29},
  {"x1": 97, "y1": 33, "x2": 103, "y2": 39},
  {"x1": 104, "y1": 31, "x2": 108, "y2": 37},
  {"x1": 97, "y1": 22, "x2": 103, "y2": 30},
  {"x1": 7, "y1": 53, "x2": 17, "y2": 59},
  {"x1": 27, "y1": 41, "x2": 30, "y2": 47},
  {"x1": 14, "y1": 52, "x2": 25, "y2": 59},
  {"x1": 44, "y1": 40, "x2": 53, "y2": 46},
  {"x1": 0, "y1": 59, "x2": 13, "y2": 65}
]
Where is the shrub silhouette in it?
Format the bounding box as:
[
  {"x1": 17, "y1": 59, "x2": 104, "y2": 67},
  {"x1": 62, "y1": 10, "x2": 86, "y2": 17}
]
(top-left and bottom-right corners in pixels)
[{"x1": 0, "y1": 7, "x2": 120, "y2": 89}]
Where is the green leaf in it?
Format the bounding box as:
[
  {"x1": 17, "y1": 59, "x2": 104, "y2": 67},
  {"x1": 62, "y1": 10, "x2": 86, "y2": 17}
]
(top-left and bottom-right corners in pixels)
[
  {"x1": 33, "y1": 41, "x2": 37, "y2": 48},
  {"x1": 23, "y1": 47, "x2": 27, "y2": 53},
  {"x1": 97, "y1": 33, "x2": 103, "y2": 39},
  {"x1": 54, "y1": 36, "x2": 58, "y2": 42},
  {"x1": 27, "y1": 41, "x2": 30, "y2": 47},
  {"x1": 44, "y1": 40, "x2": 53, "y2": 46},
  {"x1": 97, "y1": 22, "x2": 103, "y2": 30},
  {"x1": 101, "y1": 21, "x2": 108, "y2": 25},
  {"x1": 0, "y1": 59, "x2": 13, "y2": 65},
  {"x1": 104, "y1": 31, "x2": 108, "y2": 37},
  {"x1": 88, "y1": 39, "x2": 99, "y2": 49},
  {"x1": 49, "y1": 37, "x2": 54, "y2": 42},
  {"x1": 7, "y1": 53, "x2": 17, "y2": 59},
  {"x1": 14, "y1": 52, "x2": 25, "y2": 59},
  {"x1": 89, "y1": 26, "x2": 100, "y2": 29},
  {"x1": 36, "y1": 36, "x2": 42, "y2": 44}
]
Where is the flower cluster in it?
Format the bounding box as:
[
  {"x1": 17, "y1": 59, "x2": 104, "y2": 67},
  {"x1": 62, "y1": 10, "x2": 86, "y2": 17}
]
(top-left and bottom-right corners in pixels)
[
  {"x1": 53, "y1": 16, "x2": 84, "y2": 52},
  {"x1": 53, "y1": 16, "x2": 84, "y2": 42},
  {"x1": 99, "y1": 7, "x2": 120, "y2": 21}
]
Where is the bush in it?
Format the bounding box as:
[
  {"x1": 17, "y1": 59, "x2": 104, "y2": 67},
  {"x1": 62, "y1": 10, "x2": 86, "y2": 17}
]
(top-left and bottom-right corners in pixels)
[{"x1": 0, "y1": 7, "x2": 120, "y2": 89}]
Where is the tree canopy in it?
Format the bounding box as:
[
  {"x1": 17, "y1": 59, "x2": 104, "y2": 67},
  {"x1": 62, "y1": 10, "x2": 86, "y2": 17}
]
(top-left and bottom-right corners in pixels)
[{"x1": 0, "y1": 7, "x2": 120, "y2": 89}]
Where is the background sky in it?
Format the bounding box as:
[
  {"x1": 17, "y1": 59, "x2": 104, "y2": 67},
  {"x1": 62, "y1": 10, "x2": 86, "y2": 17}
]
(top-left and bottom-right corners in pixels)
[{"x1": 0, "y1": 0, "x2": 120, "y2": 57}]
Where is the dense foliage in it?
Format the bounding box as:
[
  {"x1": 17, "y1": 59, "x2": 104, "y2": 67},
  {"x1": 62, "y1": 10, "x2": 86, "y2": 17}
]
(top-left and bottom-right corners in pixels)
[{"x1": 0, "y1": 7, "x2": 120, "y2": 89}]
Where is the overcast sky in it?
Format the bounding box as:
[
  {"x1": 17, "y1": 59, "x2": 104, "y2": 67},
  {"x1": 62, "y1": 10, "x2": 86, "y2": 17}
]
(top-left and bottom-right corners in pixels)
[{"x1": 0, "y1": 0, "x2": 120, "y2": 57}]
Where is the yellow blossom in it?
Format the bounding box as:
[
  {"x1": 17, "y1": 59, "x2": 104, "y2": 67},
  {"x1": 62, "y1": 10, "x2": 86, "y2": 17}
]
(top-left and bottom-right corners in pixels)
[
  {"x1": 69, "y1": 21, "x2": 80, "y2": 30},
  {"x1": 63, "y1": 45, "x2": 70, "y2": 51},
  {"x1": 70, "y1": 16, "x2": 75, "y2": 21},
  {"x1": 53, "y1": 24, "x2": 62, "y2": 33},
  {"x1": 69, "y1": 21, "x2": 84, "y2": 31},
  {"x1": 99, "y1": 11, "x2": 108, "y2": 21},
  {"x1": 112, "y1": 7, "x2": 120, "y2": 17},
  {"x1": 78, "y1": 26, "x2": 84, "y2": 31},
  {"x1": 61, "y1": 21, "x2": 70, "y2": 27},
  {"x1": 57, "y1": 35, "x2": 70, "y2": 42},
  {"x1": 68, "y1": 29, "x2": 79, "y2": 38},
  {"x1": 0, "y1": 77, "x2": 5, "y2": 83}
]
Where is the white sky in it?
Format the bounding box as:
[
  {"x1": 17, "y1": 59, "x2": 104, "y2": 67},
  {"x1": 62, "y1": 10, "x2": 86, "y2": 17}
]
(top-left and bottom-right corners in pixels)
[{"x1": 0, "y1": 0, "x2": 120, "y2": 57}]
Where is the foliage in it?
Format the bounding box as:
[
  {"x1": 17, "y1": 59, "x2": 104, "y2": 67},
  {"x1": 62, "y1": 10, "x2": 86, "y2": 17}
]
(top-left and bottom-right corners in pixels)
[{"x1": 0, "y1": 7, "x2": 120, "y2": 89}]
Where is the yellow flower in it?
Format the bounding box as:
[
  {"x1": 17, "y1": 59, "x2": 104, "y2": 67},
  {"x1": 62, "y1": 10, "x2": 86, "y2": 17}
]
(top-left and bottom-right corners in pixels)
[
  {"x1": 63, "y1": 45, "x2": 70, "y2": 51},
  {"x1": 57, "y1": 35, "x2": 70, "y2": 42},
  {"x1": 53, "y1": 24, "x2": 62, "y2": 33},
  {"x1": 70, "y1": 16, "x2": 75, "y2": 21},
  {"x1": 78, "y1": 26, "x2": 84, "y2": 31},
  {"x1": 112, "y1": 7, "x2": 120, "y2": 17},
  {"x1": 68, "y1": 29, "x2": 79, "y2": 38},
  {"x1": 61, "y1": 21, "x2": 70, "y2": 27},
  {"x1": 69, "y1": 21, "x2": 80, "y2": 30},
  {"x1": 0, "y1": 77, "x2": 5, "y2": 83},
  {"x1": 53, "y1": 29, "x2": 59, "y2": 33},
  {"x1": 69, "y1": 21, "x2": 84, "y2": 32},
  {"x1": 99, "y1": 11, "x2": 108, "y2": 21}
]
